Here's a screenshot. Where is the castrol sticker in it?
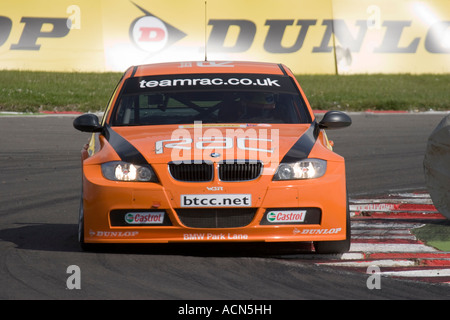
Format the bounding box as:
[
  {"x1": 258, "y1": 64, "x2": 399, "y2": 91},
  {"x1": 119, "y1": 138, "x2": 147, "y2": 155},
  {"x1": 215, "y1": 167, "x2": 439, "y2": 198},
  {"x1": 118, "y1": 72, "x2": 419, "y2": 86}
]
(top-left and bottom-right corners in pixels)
[
  {"x1": 125, "y1": 212, "x2": 165, "y2": 224},
  {"x1": 266, "y1": 210, "x2": 306, "y2": 223}
]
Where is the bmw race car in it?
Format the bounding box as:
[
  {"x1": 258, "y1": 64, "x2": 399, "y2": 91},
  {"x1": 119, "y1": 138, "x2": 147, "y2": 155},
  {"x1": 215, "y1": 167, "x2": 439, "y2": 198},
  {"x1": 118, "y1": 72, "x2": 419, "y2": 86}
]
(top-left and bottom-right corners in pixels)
[{"x1": 73, "y1": 61, "x2": 352, "y2": 253}]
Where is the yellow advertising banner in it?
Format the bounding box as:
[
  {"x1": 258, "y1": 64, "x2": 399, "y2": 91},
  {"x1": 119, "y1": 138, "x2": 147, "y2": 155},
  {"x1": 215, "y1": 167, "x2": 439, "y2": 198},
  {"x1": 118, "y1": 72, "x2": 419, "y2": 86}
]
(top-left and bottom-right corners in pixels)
[
  {"x1": 101, "y1": 0, "x2": 207, "y2": 72},
  {"x1": 0, "y1": 0, "x2": 448, "y2": 74},
  {"x1": 204, "y1": 0, "x2": 336, "y2": 74},
  {"x1": 331, "y1": 0, "x2": 450, "y2": 74},
  {"x1": 100, "y1": 0, "x2": 336, "y2": 73},
  {"x1": 0, "y1": 0, "x2": 104, "y2": 72}
]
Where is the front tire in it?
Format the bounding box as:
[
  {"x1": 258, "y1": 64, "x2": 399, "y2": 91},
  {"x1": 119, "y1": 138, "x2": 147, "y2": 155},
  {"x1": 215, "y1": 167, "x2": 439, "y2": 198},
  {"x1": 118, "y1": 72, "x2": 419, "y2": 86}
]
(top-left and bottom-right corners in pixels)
[
  {"x1": 314, "y1": 204, "x2": 351, "y2": 254},
  {"x1": 78, "y1": 196, "x2": 89, "y2": 251},
  {"x1": 78, "y1": 195, "x2": 100, "y2": 252}
]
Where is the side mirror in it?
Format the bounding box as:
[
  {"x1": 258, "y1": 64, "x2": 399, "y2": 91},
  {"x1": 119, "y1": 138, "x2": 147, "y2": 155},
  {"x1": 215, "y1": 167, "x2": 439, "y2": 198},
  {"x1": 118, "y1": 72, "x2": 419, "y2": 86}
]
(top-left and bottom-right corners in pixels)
[
  {"x1": 318, "y1": 110, "x2": 352, "y2": 129},
  {"x1": 73, "y1": 114, "x2": 103, "y2": 132}
]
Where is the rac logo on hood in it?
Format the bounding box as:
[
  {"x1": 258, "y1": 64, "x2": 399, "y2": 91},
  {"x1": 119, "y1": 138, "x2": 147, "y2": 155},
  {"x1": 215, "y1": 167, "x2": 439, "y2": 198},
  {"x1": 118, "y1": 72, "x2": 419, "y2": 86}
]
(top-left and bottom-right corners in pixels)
[{"x1": 129, "y1": 2, "x2": 187, "y2": 54}]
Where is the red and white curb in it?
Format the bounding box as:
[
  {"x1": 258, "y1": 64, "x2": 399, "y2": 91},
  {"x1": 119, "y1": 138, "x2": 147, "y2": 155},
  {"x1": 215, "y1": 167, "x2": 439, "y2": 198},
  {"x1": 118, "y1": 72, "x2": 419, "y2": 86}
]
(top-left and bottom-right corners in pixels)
[
  {"x1": 349, "y1": 191, "x2": 442, "y2": 220},
  {"x1": 318, "y1": 192, "x2": 450, "y2": 286}
]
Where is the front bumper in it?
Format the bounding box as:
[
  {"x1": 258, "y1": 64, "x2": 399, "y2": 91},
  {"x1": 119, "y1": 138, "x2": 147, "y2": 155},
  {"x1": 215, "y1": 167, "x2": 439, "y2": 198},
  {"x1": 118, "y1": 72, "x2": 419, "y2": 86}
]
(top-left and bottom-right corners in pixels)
[{"x1": 81, "y1": 161, "x2": 347, "y2": 244}]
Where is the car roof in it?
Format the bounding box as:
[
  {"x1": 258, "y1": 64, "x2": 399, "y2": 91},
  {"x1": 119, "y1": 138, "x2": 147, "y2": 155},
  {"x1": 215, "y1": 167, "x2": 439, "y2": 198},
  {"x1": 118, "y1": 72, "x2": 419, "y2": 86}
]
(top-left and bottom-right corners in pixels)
[{"x1": 131, "y1": 61, "x2": 288, "y2": 77}]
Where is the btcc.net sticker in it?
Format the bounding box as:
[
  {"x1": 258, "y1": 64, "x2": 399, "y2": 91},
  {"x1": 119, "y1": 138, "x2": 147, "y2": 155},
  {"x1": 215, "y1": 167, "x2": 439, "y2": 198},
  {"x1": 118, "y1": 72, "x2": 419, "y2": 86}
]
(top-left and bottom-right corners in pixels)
[{"x1": 181, "y1": 194, "x2": 251, "y2": 207}]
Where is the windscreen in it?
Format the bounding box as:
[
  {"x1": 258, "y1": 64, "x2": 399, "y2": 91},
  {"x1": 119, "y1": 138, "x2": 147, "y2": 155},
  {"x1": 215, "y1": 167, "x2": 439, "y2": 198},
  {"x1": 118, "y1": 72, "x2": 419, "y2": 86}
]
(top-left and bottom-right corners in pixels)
[{"x1": 110, "y1": 73, "x2": 312, "y2": 126}]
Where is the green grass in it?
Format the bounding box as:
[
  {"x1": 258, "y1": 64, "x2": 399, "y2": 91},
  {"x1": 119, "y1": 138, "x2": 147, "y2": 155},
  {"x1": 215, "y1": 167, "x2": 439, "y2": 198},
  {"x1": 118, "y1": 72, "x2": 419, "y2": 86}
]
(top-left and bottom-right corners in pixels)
[
  {"x1": 0, "y1": 70, "x2": 448, "y2": 113},
  {"x1": 412, "y1": 222, "x2": 450, "y2": 251},
  {"x1": 0, "y1": 70, "x2": 122, "y2": 113},
  {"x1": 296, "y1": 74, "x2": 450, "y2": 111}
]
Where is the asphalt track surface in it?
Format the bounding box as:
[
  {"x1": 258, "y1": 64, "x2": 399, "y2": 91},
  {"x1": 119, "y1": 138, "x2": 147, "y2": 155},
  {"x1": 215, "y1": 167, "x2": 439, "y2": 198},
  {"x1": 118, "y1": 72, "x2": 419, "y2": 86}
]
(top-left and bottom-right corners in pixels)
[{"x1": 0, "y1": 113, "x2": 449, "y2": 300}]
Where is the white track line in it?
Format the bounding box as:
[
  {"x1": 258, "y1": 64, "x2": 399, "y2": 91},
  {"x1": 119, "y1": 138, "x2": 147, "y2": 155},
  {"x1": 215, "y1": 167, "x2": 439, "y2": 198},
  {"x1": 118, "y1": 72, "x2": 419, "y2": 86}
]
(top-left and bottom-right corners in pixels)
[
  {"x1": 352, "y1": 235, "x2": 418, "y2": 241},
  {"x1": 350, "y1": 198, "x2": 433, "y2": 205},
  {"x1": 379, "y1": 269, "x2": 450, "y2": 278},
  {"x1": 351, "y1": 222, "x2": 424, "y2": 229},
  {"x1": 350, "y1": 243, "x2": 438, "y2": 253},
  {"x1": 317, "y1": 259, "x2": 415, "y2": 268},
  {"x1": 352, "y1": 229, "x2": 413, "y2": 235}
]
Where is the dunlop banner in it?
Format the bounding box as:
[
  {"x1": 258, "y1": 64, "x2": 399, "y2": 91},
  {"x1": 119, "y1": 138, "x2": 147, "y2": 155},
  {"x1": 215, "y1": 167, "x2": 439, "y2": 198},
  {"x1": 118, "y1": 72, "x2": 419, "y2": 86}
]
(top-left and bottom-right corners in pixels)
[
  {"x1": 331, "y1": 0, "x2": 450, "y2": 74},
  {"x1": 0, "y1": 0, "x2": 105, "y2": 71},
  {"x1": 0, "y1": 0, "x2": 448, "y2": 74}
]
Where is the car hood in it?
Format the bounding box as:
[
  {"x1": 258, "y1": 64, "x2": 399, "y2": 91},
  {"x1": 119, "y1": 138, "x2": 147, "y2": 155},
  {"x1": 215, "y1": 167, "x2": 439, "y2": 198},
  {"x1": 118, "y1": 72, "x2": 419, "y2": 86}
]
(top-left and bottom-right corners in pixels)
[{"x1": 108, "y1": 123, "x2": 316, "y2": 165}]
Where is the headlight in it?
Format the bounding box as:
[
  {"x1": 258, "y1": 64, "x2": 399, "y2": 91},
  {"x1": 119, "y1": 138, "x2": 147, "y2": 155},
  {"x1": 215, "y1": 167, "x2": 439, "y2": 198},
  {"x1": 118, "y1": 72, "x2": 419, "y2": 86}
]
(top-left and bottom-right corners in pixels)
[
  {"x1": 101, "y1": 161, "x2": 158, "y2": 182},
  {"x1": 273, "y1": 159, "x2": 327, "y2": 180}
]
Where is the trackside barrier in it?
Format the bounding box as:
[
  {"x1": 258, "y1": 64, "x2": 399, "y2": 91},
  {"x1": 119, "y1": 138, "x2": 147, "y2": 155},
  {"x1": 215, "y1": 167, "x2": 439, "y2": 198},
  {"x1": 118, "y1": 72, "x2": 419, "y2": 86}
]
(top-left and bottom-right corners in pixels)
[{"x1": 0, "y1": 0, "x2": 449, "y2": 74}]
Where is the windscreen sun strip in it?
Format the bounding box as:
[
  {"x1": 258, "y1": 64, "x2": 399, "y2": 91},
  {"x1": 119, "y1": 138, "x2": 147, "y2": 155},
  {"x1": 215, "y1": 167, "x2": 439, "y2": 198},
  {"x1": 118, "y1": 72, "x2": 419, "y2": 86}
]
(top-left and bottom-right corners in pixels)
[{"x1": 122, "y1": 73, "x2": 299, "y2": 94}]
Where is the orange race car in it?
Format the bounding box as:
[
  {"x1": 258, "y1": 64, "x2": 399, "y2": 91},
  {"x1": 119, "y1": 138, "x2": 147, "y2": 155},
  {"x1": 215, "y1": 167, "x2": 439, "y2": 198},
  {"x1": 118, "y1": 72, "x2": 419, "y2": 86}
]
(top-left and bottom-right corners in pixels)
[{"x1": 73, "y1": 61, "x2": 352, "y2": 253}]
